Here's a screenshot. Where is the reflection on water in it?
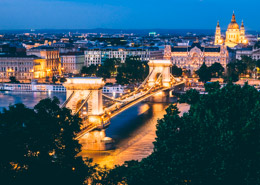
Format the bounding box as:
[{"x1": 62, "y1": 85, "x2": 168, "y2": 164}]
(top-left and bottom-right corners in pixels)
[
  {"x1": 0, "y1": 91, "x2": 66, "y2": 111},
  {"x1": 81, "y1": 101, "x2": 178, "y2": 168}
]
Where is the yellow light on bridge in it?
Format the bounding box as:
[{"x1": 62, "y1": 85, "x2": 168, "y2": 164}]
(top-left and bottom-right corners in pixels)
[{"x1": 155, "y1": 91, "x2": 163, "y2": 96}]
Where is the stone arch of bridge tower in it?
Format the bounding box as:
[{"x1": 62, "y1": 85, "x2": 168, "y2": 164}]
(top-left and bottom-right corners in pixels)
[
  {"x1": 63, "y1": 78, "x2": 105, "y2": 127},
  {"x1": 148, "y1": 60, "x2": 173, "y2": 88},
  {"x1": 155, "y1": 73, "x2": 162, "y2": 82},
  {"x1": 75, "y1": 99, "x2": 89, "y2": 115}
]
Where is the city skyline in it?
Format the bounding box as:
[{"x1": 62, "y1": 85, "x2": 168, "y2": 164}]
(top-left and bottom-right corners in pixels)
[{"x1": 0, "y1": 0, "x2": 259, "y2": 30}]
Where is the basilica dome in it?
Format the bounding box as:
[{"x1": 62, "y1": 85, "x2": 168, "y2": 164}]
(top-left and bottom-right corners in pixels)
[{"x1": 227, "y1": 12, "x2": 239, "y2": 30}]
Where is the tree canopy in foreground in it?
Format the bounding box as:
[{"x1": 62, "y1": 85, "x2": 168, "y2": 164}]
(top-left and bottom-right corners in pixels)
[
  {"x1": 101, "y1": 82, "x2": 260, "y2": 185},
  {"x1": 0, "y1": 97, "x2": 95, "y2": 185}
]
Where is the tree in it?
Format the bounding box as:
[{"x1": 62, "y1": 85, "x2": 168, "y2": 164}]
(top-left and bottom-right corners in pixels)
[
  {"x1": 80, "y1": 65, "x2": 97, "y2": 76},
  {"x1": 209, "y1": 62, "x2": 224, "y2": 77},
  {"x1": 116, "y1": 56, "x2": 149, "y2": 85},
  {"x1": 240, "y1": 55, "x2": 256, "y2": 75},
  {"x1": 9, "y1": 76, "x2": 19, "y2": 83},
  {"x1": 196, "y1": 62, "x2": 212, "y2": 83},
  {"x1": 60, "y1": 77, "x2": 67, "y2": 83},
  {"x1": 171, "y1": 65, "x2": 183, "y2": 77},
  {"x1": 52, "y1": 76, "x2": 58, "y2": 84},
  {"x1": 45, "y1": 76, "x2": 50, "y2": 83},
  {"x1": 179, "y1": 88, "x2": 200, "y2": 105},
  {"x1": 204, "y1": 81, "x2": 221, "y2": 93},
  {"x1": 0, "y1": 97, "x2": 96, "y2": 185},
  {"x1": 102, "y1": 83, "x2": 260, "y2": 185},
  {"x1": 225, "y1": 60, "x2": 247, "y2": 83}
]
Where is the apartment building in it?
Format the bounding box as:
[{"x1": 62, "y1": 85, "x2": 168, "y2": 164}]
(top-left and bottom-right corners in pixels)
[{"x1": 85, "y1": 47, "x2": 163, "y2": 66}]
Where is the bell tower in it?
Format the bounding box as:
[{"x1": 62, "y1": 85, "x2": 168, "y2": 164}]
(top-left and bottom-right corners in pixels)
[
  {"x1": 214, "y1": 21, "x2": 222, "y2": 45},
  {"x1": 239, "y1": 20, "x2": 247, "y2": 44}
]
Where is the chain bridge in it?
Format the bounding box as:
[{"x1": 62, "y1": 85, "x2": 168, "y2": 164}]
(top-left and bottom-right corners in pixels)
[{"x1": 62, "y1": 60, "x2": 185, "y2": 150}]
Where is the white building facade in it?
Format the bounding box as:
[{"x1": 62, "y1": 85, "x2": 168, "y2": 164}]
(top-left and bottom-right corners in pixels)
[
  {"x1": 60, "y1": 54, "x2": 84, "y2": 74},
  {"x1": 236, "y1": 43, "x2": 260, "y2": 60},
  {"x1": 85, "y1": 47, "x2": 163, "y2": 66}
]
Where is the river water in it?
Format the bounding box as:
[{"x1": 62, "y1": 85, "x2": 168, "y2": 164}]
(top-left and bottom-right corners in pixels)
[{"x1": 0, "y1": 91, "x2": 189, "y2": 168}]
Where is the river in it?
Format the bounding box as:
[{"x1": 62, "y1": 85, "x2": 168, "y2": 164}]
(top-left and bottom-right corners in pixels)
[{"x1": 0, "y1": 91, "x2": 189, "y2": 168}]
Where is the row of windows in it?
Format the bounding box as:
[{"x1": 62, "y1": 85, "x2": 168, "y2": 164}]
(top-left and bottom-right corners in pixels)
[
  {"x1": 0, "y1": 62, "x2": 33, "y2": 65},
  {"x1": 0, "y1": 67, "x2": 33, "y2": 72},
  {"x1": 0, "y1": 73, "x2": 32, "y2": 77},
  {"x1": 173, "y1": 58, "x2": 224, "y2": 62}
]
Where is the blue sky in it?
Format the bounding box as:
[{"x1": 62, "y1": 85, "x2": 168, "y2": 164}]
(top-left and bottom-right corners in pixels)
[{"x1": 0, "y1": 0, "x2": 259, "y2": 30}]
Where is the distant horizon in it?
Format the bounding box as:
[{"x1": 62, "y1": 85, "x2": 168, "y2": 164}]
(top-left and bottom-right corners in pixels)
[{"x1": 0, "y1": 28, "x2": 259, "y2": 36}]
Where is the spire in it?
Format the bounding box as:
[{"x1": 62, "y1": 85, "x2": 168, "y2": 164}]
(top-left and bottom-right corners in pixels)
[
  {"x1": 217, "y1": 20, "x2": 220, "y2": 27},
  {"x1": 241, "y1": 20, "x2": 244, "y2": 27},
  {"x1": 231, "y1": 11, "x2": 236, "y2": 23}
]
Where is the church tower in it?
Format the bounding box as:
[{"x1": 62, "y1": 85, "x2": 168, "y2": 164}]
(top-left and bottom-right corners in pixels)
[
  {"x1": 239, "y1": 20, "x2": 247, "y2": 44},
  {"x1": 214, "y1": 21, "x2": 222, "y2": 45}
]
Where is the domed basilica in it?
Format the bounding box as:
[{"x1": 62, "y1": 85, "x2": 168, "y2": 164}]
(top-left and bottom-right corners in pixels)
[{"x1": 215, "y1": 12, "x2": 247, "y2": 48}]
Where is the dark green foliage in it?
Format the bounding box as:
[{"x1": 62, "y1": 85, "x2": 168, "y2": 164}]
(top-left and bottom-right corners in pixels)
[
  {"x1": 45, "y1": 76, "x2": 50, "y2": 83},
  {"x1": 9, "y1": 76, "x2": 19, "y2": 83},
  {"x1": 60, "y1": 77, "x2": 67, "y2": 83},
  {"x1": 209, "y1": 62, "x2": 224, "y2": 77},
  {"x1": 81, "y1": 65, "x2": 98, "y2": 76},
  {"x1": 225, "y1": 62, "x2": 240, "y2": 82},
  {"x1": 171, "y1": 65, "x2": 183, "y2": 77},
  {"x1": 226, "y1": 56, "x2": 260, "y2": 82},
  {"x1": 196, "y1": 62, "x2": 212, "y2": 83},
  {"x1": 81, "y1": 58, "x2": 121, "y2": 79},
  {"x1": 0, "y1": 97, "x2": 95, "y2": 185},
  {"x1": 96, "y1": 58, "x2": 121, "y2": 79},
  {"x1": 179, "y1": 89, "x2": 200, "y2": 105},
  {"x1": 116, "y1": 57, "x2": 149, "y2": 85},
  {"x1": 241, "y1": 55, "x2": 256, "y2": 74},
  {"x1": 204, "y1": 81, "x2": 221, "y2": 93},
  {"x1": 80, "y1": 57, "x2": 148, "y2": 84},
  {"x1": 52, "y1": 76, "x2": 58, "y2": 84},
  {"x1": 103, "y1": 83, "x2": 260, "y2": 185}
]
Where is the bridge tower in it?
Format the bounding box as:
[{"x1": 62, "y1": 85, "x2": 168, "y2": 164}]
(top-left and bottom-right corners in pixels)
[
  {"x1": 63, "y1": 77, "x2": 113, "y2": 151},
  {"x1": 148, "y1": 60, "x2": 173, "y2": 88}
]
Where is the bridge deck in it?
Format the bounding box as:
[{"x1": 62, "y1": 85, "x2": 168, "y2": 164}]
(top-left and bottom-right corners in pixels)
[{"x1": 75, "y1": 81, "x2": 185, "y2": 139}]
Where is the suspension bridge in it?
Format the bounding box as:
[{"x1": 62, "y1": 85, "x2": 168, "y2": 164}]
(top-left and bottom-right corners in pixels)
[{"x1": 62, "y1": 60, "x2": 185, "y2": 150}]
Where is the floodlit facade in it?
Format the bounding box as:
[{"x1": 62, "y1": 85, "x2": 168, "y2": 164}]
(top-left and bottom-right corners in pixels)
[
  {"x1": 164, "y1": 41, "x2": 229, "y2": 72},
  {"x1": 215, "y1": 12, "x2": 247, "y2": 48},
  {"x1": 0, "y1": 56, "x2": 37, "y2": 83},
  {"x1": 27, "y1": 46, "x2": 61, "y2": 79}
]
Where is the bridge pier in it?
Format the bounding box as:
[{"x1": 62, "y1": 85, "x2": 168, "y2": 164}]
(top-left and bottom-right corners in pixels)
[
  {"x1": 149, "y1": 90, "x2": 171, "y2": 103},
  {"x1": 78, "y1": 130, "x2": 114, "y2": 151},
  {"x1": 63, "y1": 77, "x2": 114, "y2": 151}
]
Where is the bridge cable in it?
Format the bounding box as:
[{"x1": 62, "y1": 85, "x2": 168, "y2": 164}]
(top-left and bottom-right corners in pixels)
[
  {"x1": 61, "y1": 91, "x2": 75, "y2": 108},
  {"x1": 74, "y1": 92, "x2": 92, "y2": 115}
]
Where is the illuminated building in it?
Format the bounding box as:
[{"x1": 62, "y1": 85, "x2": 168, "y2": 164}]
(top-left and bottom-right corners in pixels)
[
  {"x1": 0, "y1": 56, "x2": 37, "y2": 83},
  {"x1": 85, "y1": 47, "x2": 163, "y2": 66},
  {"x1": 27, "y1": 46, "x2": 61, "y2": 79},
  {"x1": 236, "y1": 41, "x2": 260, "y2": 60},
  {"x1": 60, "y1": 53, "x2": 84, "y2": 74},
  {"x1": 164, "y1": 41, "x2": 229, "y2": 72},
  {"x1": 215, "y1": 12, "x2": 247, "y2": 47}
]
